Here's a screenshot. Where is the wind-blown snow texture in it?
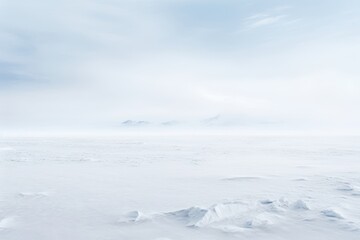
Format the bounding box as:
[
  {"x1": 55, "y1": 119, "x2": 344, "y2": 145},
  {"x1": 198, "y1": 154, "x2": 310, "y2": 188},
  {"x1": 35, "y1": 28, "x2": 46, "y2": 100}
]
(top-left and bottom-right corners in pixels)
[{"x1": 0, "y1": 135, "x2": 360, "y2": 239}]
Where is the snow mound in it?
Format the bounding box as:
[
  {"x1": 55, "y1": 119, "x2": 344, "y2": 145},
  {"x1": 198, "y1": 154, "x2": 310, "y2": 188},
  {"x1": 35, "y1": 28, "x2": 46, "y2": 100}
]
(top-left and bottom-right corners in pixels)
[
  {"x1": 291, "y1": 200, "x2": 310, "y2": 210},
  {"x1": 337, "y1": 183, "x2": 355, "y2": 191},
  {"x1": 168, "y1": 201, "x2": 250, "y2": 227},
  {"x1": 336, "y1": 182, "x2": 360, "y2": 196},
  {"x1": 293, "y1": 178, "x2": 308, "y2": 181},
  {"x1": 165, "y1": 206, "x2": 208, "y2": 226},
  {"x1": 0, "y1": 217, "x2": 16, "y2": 230},
  {"x1": 243, "y1": 216, "x2": 272, "y2": 229},
  {"x1": 119, "y1": 211, "x2": 149, "y2": 223},
  {"x1": 321, "y1": 209, "x2": 344, "y2": 219},
  {"x1": 222, "y1": 176, "x2": 263, "y2": 181},
  {"x1": 18, "y1": 192, "x2": 49, "y2": 198},
  {"x1": 123, "y1": 198, "x2": 312, "y2": 231},
  {"x1": 120, "y1": 198, "x2": 360, "y2": 235},
  {"x1": 260, "y1": 199, "x2": 274, "y2": 204}
]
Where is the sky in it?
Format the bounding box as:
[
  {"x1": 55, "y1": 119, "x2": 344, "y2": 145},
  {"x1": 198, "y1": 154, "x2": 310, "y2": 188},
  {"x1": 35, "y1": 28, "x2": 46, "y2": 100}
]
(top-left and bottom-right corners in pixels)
[{"x1": 0, "y1": 0, "x2": 360, "y2": 134}]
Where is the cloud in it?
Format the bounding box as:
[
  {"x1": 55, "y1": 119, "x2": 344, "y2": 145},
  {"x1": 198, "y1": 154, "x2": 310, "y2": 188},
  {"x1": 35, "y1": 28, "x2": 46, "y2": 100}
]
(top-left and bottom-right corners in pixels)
[
  {"x1": 0, "y1": 0, "x2": 360, "y2": 134},
  {"x1": 246, "y1": 14, "x2": 286, "y2": 28}
]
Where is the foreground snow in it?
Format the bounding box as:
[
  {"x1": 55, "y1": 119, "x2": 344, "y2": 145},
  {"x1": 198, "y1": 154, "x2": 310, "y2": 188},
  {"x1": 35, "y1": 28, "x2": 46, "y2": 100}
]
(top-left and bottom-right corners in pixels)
[{"x1": 0, "y1": 135, "x2": 359, "y2": 239}]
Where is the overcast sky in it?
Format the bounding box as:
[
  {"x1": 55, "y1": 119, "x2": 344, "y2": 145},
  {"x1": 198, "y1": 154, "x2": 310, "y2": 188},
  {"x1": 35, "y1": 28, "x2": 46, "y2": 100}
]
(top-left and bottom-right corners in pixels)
[{"x1": 0, "y1": 0, "x2": 360, "y2": 133}]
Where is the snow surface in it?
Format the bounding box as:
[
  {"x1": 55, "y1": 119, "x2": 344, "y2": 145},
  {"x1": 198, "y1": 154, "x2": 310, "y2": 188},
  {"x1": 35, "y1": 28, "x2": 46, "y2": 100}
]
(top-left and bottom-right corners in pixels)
[{"x1": 0, "y1": 135, "x2": 360, "y2": 239}]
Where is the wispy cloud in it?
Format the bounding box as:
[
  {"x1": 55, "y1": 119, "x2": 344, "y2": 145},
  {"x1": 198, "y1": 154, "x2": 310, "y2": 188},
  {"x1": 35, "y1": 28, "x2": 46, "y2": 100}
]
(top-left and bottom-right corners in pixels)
[
  {"x1": 246, "y1": 14, "x2": 286, "y2": 28},
  {"x1": 243, "y1": 5, "x2": 293, "y2": 29}
]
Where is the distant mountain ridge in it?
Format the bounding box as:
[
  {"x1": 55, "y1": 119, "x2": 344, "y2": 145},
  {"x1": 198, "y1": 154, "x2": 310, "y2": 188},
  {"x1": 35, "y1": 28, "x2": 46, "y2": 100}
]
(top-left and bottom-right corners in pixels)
[
  {"x1": 120, "y1": 114, "x2": 277, "y2": 128},
  {"x1": 122, "y1": 120, "x2": 150, "y2": 127}
]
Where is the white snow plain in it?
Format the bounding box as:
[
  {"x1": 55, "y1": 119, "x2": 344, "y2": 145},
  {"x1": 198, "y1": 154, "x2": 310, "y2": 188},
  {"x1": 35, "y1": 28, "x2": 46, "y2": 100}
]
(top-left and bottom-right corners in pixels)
[{"x1": 0, "y1": 135, "x2": 360, "y2": 240}]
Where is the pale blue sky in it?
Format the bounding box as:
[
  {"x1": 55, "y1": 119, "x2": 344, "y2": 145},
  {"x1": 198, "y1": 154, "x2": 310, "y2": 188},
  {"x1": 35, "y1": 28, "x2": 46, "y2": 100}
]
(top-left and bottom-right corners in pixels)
[{"x1": 0, "y1": 0, "x2": 359, "y2": 133}]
